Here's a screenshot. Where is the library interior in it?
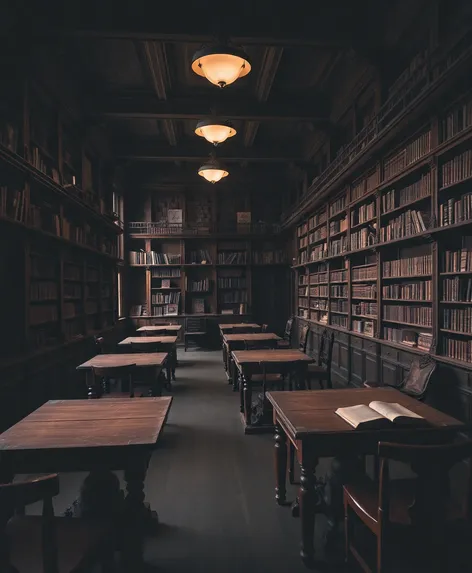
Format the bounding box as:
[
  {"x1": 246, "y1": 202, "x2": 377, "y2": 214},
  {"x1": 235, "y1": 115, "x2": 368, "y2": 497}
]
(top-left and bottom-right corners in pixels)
[{"x1": 2, "y1": 1, "x2": 472, "y2": 572}]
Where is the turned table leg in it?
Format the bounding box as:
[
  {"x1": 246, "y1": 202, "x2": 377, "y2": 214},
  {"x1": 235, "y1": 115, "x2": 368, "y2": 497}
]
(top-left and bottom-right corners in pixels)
[
  {"x1": 274, "y1": 423, "x2": 287, "y2": 505},
  {"x1": 299, "y1": 454, "x2": 318, "y2": 566},
  {"x1": 243, "y1": 375, "x2": 252, "y2": 427}
]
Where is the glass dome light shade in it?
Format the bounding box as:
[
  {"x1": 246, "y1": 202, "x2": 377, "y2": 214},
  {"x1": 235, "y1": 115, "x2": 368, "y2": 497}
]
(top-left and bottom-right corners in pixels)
[
  {"x1": 197, "y1": 157, "x2": 229, "y2": 183},
  {"x1": 191, "y1": 45, "x2": 251, "y2": 88},
  {"x1": 195, "y1": 119, "x2": 236, "y2": 145}
]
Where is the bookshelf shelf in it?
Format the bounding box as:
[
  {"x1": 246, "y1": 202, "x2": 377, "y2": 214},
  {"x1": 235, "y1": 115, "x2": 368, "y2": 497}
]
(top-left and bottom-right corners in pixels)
[{"x1": 383, "y1": 319, "x2": 433, "y2": 328}]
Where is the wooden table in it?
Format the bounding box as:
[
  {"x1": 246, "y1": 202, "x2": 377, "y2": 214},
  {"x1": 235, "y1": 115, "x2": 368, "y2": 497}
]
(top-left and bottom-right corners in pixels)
[
  {"x1": 267, "y1": 388, "x2": 465, "y2": 567},
  {"x1": 232, "y1": 349, "x2": 314, "y2": 433},
  {"x1": 0, "y1": 397, "x2": 173, "y2": 569},
  {"x1": 219, "y1": 323, "x2": 261, "y2": 333},
  {"x1": 222, "y1": 333, "x2": 282, "y2": 388},
  {"x1": 137, "y1": 324, "x2": 182, "y2": 334},
  {"x1": 77, "y1": 352, "x2": 168, "y2": 397},
  {"x1": 119, "y1": 336, "x2": 178, "y2": 381}
]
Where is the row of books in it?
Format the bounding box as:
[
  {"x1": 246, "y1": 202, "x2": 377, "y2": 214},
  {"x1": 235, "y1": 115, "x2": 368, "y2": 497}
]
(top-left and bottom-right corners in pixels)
[
  {"x1": 218, "y1": 277, "x2": 246, "y2": 288},
  {"x1": 30, "y1": 304, "x2": 59, "y2": 326},
  {"x1": 442, "y1": 277, "x2": 472, "y2": 302},
  {"x1": 442, "y1": 338, "x2": 472, "y2": 364},
  {"x1": 441, "y1": 148, "x2": 472, "y2": 187},
  {"x1": 329, "y1": 236, "x2": 349, "y2": 256},
  {"x1": 217, "y1": 252, "x2": 247, "y2": 265},
  {"x1": 153, "y1": 279, "x2": 177, "y2": 289},
  {"x1": 187, "y1": 278, "x2": 211, "y2": 292},
  {"x1": 384, "y1": 327, "x2": 432, "y2": 350},
  {"x1": 350, "y1": 226, "x2": 377, "y2": 250},
  {"x1": 299, "y1": 287, "x2": 308, "y2": 297},
  {"x1": 299, "y1": 236, "x2": 308, "y2": 249},
  {"x1": 330, "y1": 270, "x2": 347, "y2": 282},
  {"x1": 308, "y1": 211, "x2": 327, "y2": 229},
  {"x1": 130, "y1": 304, "x2": 148, "y2": 317},
  {"x1": 299, "y1": 308, "x2": 309, "y2": 318},
  {"x1": 30, "y1": 281, "x2": 58, "y2": 301},
  {"x1": 352, "y1": 301, "x2": 377, "y2": 316},
  {"x1": 330, "y1": 195, "x2": 346, "y2": 217},
  {"x1": 220, "y1": 291, "x2": 248, "y2": 303},
  {"x1": 152, "y1": 304, "x2": 179, "y2": 317},
  {"x1": 440, "y1": 96, "x2": 472, "y2": 142},
  {"x1": 380, "y1": 209, "x2": 428, "y2": 242},
  {"x1": 151, "y1": 268, "x2": 182, "y2": 278},
  {"x1": 351, "y1": 201, "x2": 375, "y2": 226},
  {"x1": 352, "y1": 264, "x2": 376, "y2": 281},
  {"x1": 442, "y1": 242, "x2": 472, "y2": 272},
  {"x1": 152, "y1": 292, "x2": 181, "y2": 304},
  {"x1": 298, "y1": 250, "x2": 308, "y2": 264},
  {"x1": 310, "y1": 310, "x2": 328, "y2": 324},
  {"x1": 382, "y1": 280, "x2": 432, "y2": 300},
  {"x1": 353, "y1": 319, "x2": 374, "y2": 336},
  {"x1": 297, "y1": 222, "x2": 308, "y2": 237},
  {"x1": 299, "y1": 275, "x2": 308, "y2": 285},
  {"x1": 64, "y1": 283, "x2": 82, "y2": 299},
  {"x1": 331, "y1": 315, "x2": 348, "y2": 328},
  {"x1": 329, "y1": 217, "x2": 347, "y2": 235},
  {"x1": 331, "y1": 300, "x2": 349, "y2": 313},
  {"x1": 384, "y1": 305, "x2": 432, "y2": 326},
  {"x1": 443, "y1": 308, "x2": 472, "y2": 333},
  {"x1": 310, "y1": 285, "x2": 329, "y2": 297},
  {"x1": 298, "y1": 299, "x2": 309, "y2": 309},
  {"x1": 332, "y1": 285, "x2": 348, "y2": 298},
  {"x1": 310, "y1": 244, "x2": 327, "y2": 261},
  {"x1": 352, "y1": 284, "x2": 377, "y2": 298},
  {"x1": 383, "y1": 254, "x2": 432, "y2": 277},
  {"x1": 188, "y1": 250, "x2": 213, "y2": 264},
  {"x1": 252, "y1": 250, "x2": 287, "y2": 264},
  {"x1": 439, "y1": 192, "x2": 472, "y2": 226},
  {"x1": 309, "y1": 227, "x2": 327, "y2": 244},
  {"x1": 310, "y1": 299, "x2": 328, "y2": 310},
  {"x1": 129, "y1": 251, "x2": 182, "y2": 265},
  {"x1": 384, "y1": 130, "x2": 431, "y2": 180},
  {"x1": 310, "y1": 270, "x2": 328, "y2": 284},
  {"x1": 382, "y1": 172, "x2": 432, "y2": 213}
]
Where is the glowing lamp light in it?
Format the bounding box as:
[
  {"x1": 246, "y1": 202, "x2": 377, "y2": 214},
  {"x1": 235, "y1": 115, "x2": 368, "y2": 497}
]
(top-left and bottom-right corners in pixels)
[
  {"x1": 195, "y1": 119, "x2": 236, "y2": 145},
  {"x1": 197, "y1": 156, "x2": 229, "y2": 184},
  {"x1": 191, "y1": 45, "x2": 251, "y2": 88}
]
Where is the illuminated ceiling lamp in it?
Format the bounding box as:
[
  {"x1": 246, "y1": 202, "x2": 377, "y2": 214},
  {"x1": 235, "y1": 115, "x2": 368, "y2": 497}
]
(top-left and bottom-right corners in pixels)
[
  {"x1": 195, "y1": 118, "x2": 236, "y2": 145},
  {"x1": 191, "y1": 43, "x2": 251, "y2": 88},
  {"x1": 198, "y1": 153, "x2": 229, "y2": 184}
]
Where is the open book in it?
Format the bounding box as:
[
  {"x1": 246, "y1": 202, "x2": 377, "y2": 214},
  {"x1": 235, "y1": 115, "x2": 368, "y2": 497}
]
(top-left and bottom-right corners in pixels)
[{"x1": 335, "y1": 401, "x2": 426, "y2": 429}]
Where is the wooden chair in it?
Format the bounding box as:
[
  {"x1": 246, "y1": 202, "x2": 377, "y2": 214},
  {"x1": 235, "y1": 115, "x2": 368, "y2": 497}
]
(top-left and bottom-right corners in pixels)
[
  {"x1": 344, "y1": 440, "x2": 472, "y2": 573},
  {"x1": 92, "y1": 364, "x2": 137, "y2": 397},
  {"x1": 364, "y1": 354, "x2": 437, "y2": 401},
  {"x1": 184, "y1": 317, "x2": 207, "y2": 351},
  {"x1": 277, "y1": 316, "x2": 294, "y2": 348},
  {"x1": 261, "y1": 324, "x2": 269, "y2": 332},
  {"x1": 0, "y1": 474, "x2": 114, "y2": 573},
  {"x1": 94, "y1": 336, "x2": 105, "y2": 354},
  {"x1": 299, "y1": 323, "x2": 310, "y2": 353},
  {"x1": 305, "y1": 328, "x2": 334, "y2": 389}
]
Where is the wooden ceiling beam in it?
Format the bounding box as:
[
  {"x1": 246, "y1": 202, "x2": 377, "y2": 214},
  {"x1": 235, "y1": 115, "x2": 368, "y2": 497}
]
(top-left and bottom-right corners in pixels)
[
  {"x1": 116, "y1": 141, "x2": 303, "y2": 163},
  {"x1": 244, "y1": 46, "x2": 283, "y2": 147},
  {"x1": 97, "y1": 96, "x2": 328, "y2": 123},
  {"x1": 134, "y1": 40, "x2": 178, "y2": 146}
]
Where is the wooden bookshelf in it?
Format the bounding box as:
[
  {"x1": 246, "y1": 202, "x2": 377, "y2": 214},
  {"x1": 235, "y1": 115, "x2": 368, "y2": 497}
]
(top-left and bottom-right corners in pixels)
[
  {"x1": 0, "y1": 79, "x2": 121, "y2": 362},
  {"x1": 293, "y1": 89, "x2": 472, "y2": 369}
]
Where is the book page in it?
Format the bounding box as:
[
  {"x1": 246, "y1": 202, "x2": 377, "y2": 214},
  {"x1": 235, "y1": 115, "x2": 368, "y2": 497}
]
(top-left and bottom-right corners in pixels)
[
  {"x1": 369, "y1": 401, "x2": 423, "y2": 423},
  {"x1": 335, "y1": 405, "x2": 385, "y2": 429}
]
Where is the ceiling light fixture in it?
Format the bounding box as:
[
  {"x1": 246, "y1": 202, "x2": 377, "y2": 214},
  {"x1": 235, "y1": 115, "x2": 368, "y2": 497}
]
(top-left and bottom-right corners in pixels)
[
  {"x1": 191, "y1": 44, "x2": 251, "y2": 88},
  {"x1": 198, "y1": 154, "x2": 229, "y2": 184},
  {"x1": 195, "y1": 118, "x2": 236, "y2": 145}
]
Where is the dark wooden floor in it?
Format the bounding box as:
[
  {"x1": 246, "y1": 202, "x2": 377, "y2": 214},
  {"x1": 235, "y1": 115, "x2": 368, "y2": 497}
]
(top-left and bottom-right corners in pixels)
[{"x1": 23, "y1": 350, "x2": 472, "y2": 572}]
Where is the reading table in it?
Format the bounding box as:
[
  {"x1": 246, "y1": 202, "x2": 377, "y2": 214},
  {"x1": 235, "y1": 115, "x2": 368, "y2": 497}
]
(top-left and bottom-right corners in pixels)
[
  {"x1": 119, "y1": 336, "x2": 178, "y2": 381},
  {"x1": 0, "y1": 397, "x2": 173, "y2": 570},
  {"x1": 223, "y1": 332, "x2": 282, "y2": 387},
  {"x1": 267, "y1": 387, "x2": 464, "y2": 567},
  {"x1": 137, "y1": 324, "x2": 182, "y2": 334}
]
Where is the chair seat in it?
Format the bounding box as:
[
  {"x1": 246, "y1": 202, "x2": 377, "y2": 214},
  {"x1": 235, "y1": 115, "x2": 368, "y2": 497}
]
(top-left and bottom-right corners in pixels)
[
  {"x1": 8, "y1": 515, "x2": 111, "y2": 573},
  {"x1": 306, "y1": 363, "x2": 328, "y2": 377},
  {"x1": 251, "y1": 373, "x2": 283, "y2": 383},
  {"x1": 344, "y1": 476, "x2": 464, "y2": 529},
  {"x1": 277, "y1": 340, "x2": 291, "y2": 348}
]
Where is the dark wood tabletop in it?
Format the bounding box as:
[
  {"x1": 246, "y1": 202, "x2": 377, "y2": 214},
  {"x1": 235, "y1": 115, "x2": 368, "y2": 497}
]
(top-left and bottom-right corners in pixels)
[
  {"x1": 77, "y1": 353, "x2": 168, "y2": 369},
  {"x1": 119, "y1": 336, "x2": 178, "y2": 345},
  {"x1": 233, "y1": 349, "x2": 313, "y2": 365},
  {"x1": 137, "y1": 325, "x2": 182, "y2": 333},
  {"x1": 0, "y1": 397, "x2": 173, "y2": 451},
  {"x1": 224, "y1": 332, "x2": 281, "y2": 342},
  {"x1": 266, "y1": 387, "x2": 465, "y2": 567},
  {"x1": 219, "y1": 323, "x2": 260, "y2": 332}
]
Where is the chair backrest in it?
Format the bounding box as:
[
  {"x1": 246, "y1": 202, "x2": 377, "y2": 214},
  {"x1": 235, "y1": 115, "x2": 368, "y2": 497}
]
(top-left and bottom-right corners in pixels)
[
  {"x1": 244, "y1": 339, "x2": 278, "y2": 351},
  {"x1": 94, "y1": 336, "x2": 104, "y2": 354},
  {"x1": 261, "y1": 324, "x2": 269, "y2": 332},
  {"x1": 299, "y1": 324, "x2": 310, "y2": 353},
  {"x1": 378, "y1": 441, "x2": 472, "y2": 526},
  {"x1": 0, "y1": 474, "x2": 60, "y2": 573},
  {"x1": 283, "y1": 317, "x2": 294, "y2": 341},
  {"x1": 318, "y1": 329, "x2": 334, "y2": 370},
  {"x1": 401, "y1": 355, "x2": 437, "y2": 399},
  {"x1": 186, "y1": 317, "x2": 206, "y2": 333}
]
